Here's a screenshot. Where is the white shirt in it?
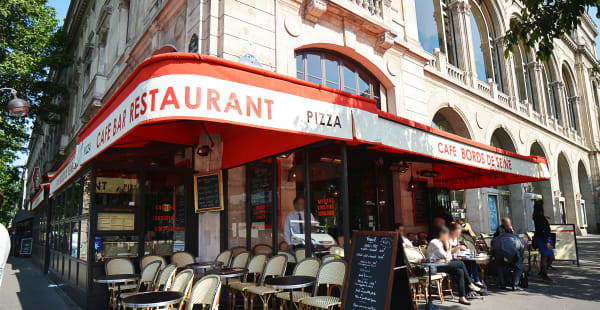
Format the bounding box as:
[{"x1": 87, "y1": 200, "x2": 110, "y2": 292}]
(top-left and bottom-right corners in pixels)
[
  {"x1": 283, "y1": 210, "x2": 316, "y2": 245},
  {"x1": 402, "y1": 236, "x2": 414, "y2": 248},
  {"x1": 0, "y1": 223, "x2": 11, "y2": 287},
  {"x1": 426, "y1": 239, "x2": 451, "y2": 263}
]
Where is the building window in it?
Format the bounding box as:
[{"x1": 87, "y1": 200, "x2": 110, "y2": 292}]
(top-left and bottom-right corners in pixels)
[
  {"x1": 513, "y1": 44, "x2": 536, "y2": 109},
  {"x1": 295, "y1": 50, "x2": 383, "y2": 109},
  {"x1": 562, "y1": 66, "x2": 579, "y2": 132},
  {"x1": 542, "y1": 64, "x2": 560, "y2": 121},
  {"x1": 415, "y1": 0, "x2": 458, "y2": 66}
]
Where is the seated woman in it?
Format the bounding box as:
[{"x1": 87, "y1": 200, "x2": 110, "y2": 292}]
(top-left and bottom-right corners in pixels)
[
  {"x1": 449, "y1": 222, "x2": 483, "y2": 286},
  {"x1": 427, "y1": 226, "x2": 481, "y2": 305}
]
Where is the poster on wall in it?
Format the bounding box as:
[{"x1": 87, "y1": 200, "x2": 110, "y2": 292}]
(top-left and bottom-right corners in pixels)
[
  {"x1": 413, "y1": 181, "x2": 429, "y2": 225},
  {"x1": 97, "y1": 212, "x2": 135, "y2": 231},
  {"x1": 194, "y1": 171, "x2": 224, "y2": 212},
  {"x1": 248, "y1": 162, "x2": 274, "y2": 226},
  {"x1": 488, "y1": 195, "x2": 499, "y2": 232}
]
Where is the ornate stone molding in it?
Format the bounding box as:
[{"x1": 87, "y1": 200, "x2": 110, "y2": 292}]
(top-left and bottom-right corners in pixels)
[
  {"x1": 304, "y1": 0, "x2": 327, "y2": 23},
  {"x1": 448, "y1": 0, "x2": 471, "y2": 15},
  {"x1": 375, "y1": 31, "x2": 396, "y2": 54}
]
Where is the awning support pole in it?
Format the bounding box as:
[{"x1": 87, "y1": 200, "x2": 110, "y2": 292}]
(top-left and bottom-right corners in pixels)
[
  {"x1": 341, "y1": 143, "x2": 351, "y2": 257},
  {"x1": 303, "y1": 149, "x2": 312, "y2": 257}
]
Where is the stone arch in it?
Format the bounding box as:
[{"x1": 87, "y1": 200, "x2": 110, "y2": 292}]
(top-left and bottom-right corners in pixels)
[
  {"x1": 578, "y1": 160, "x2": 595, "y2": 231},
  {"x1": 529, "y1": 141, "x2": 554, "y2": 222},
  {"x1": 557, "y1": 152, "x2": 576, "y2": 225},
  {"x1": 430, "y1": 106, "x2": 473, "y2": 139},
  {"x1": 152, "y1": 44, "x2": 177, "y2": 56},
  {"x1": 489, "y1": 127, "x2": 517, "y2": 153}
]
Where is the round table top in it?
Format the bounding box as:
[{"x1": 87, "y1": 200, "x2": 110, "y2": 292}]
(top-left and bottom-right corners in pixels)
[
  {"x1": 94, "y1": 274, "x2": 139, "y2": 284},
  {"x1": 421, "y1": 262, "x2": 449, "y2": 267},
  {"x1": 264, "y1": 276, "x2": 315, "y2": 290},
  {"x1": 207, "y1": 268, "x2": 248, "y2": 278},
  {"x1": 457, "y1": 255, "x2": 491, "y2": 261},
  {"x1": 121, "y1": 291, "x2": 184, "y2": 308},
  {"x1": 187, "y1": 261, "x2": 224, "y2": 269}
]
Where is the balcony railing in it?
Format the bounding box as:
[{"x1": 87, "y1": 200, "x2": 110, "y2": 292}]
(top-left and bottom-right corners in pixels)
[{"x1": 425, "y1": 49, "x2": 582, "y2": 143}]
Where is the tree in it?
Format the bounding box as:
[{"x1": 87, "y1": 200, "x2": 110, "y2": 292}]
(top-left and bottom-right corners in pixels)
[
  {"x1": 504, "y1": 1, "x2": 596, "y2": 61},
  {"x1": 0, "y1": 0, "x2": 71, "y2": 225}
]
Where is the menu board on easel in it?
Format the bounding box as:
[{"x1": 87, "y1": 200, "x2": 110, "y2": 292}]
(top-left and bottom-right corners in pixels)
[
  {"x1": 342, "y1": 231, "x2": 413, "y2": 310},
  {"x1": 194, "y1": 171, "x2": 224, "y2": 212}
]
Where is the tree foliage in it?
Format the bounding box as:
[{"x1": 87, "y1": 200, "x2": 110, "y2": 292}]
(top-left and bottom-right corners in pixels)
[
  {"x1": 504, "y1": 1, "x2": 596, "y2": 61},
  {"x1": 0, "y1": 0, "x2": 71, "y2": 225}
]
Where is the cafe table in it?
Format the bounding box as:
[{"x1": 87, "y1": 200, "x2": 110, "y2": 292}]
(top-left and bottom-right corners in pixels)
[
  {"x1": 121, "y1": 291, "x2": 184, "y2": 309},
  {"x1": 207, "y1": 267, "x2": 248, "y2": 310},
  {"x1": 187, "y1": 261, "x2": 224, "y2": 273},
  {"x1": 457, "y1": 254, "x2": 491, "y2": 280},
  {"x1": 264, "y1": 275, "x2": 315, "y2": 310},
  {"x1": 93, "y1": 274, "x2": 139, "y2": 310},
  {"x1": 420, "y1": 262, "x2": 448, "y2": 310}
]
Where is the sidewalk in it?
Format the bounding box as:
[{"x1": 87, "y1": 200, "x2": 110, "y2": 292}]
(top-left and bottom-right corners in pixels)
[
  {"x1": 0, "y1": 257, "x2": 80, "y2": 310},
  {"x1": 435, "y1": 234, "x2": 600, "y2": 310}
]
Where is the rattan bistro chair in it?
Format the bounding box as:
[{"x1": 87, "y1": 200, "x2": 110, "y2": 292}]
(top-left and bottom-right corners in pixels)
[
  {"x1": 230, "y1": 246, "x2": 248, "y2": 257},
  {"x1": 299, "y1": 259, "x2": 347, "y2": 310},
  {"x1": 155, "y1": 264, "x2": 177, "y2": 291},
  {"x1": 230, "y1": 251, "x2": 250, "y2": 269},
  {"x1": 245, "y1": 254, "x2": 289, "y2": 310},
  {"x1": 275, "y1": 258, "x2": 320, "y2": 309},
  {"x1": 216, "y1": 249, "x2": 233, "y2": 267},
  {"x1": 141, "y1": 254, "x2": 167, "y2": 270},
  {"x1": 253, "y1": 244, "x2": 274, "y2": 256},
  {"x1": 230, "y1": 254, "x2": 268, "y2": 309},
  {"x1": 120, "y1": 261, "x2": 162, "y2": 307},
  {"x1": 328, "y1": 246, "x2": 344, "y2": 257},
  {"x1": 172, "y1": 251, "x2": 195, "y2": 268},
  {"x1": 168, "y1": 269, "x2": 195, "y2": 310},
  {"x1": 294, "y1": 248, "x2": 306, "y2": 262},
  {"x1": 404, "y1": 248, "x2": 449, "y2": 304},
  {"x1": 278, "y1": 251, "x2": 297, "y2": 264},
  {"x1": 105, "y1": 258, "x2": 137, "y2": 308},
  {"x1": 187, "y1": 275, "x2": 222, "y2": 310}
]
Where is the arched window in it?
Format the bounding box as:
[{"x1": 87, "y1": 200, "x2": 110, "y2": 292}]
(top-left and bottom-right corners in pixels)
[
  {"x1": 295, "y1": 50, "x2": 384, "y2": 109},
  {"x1": 562, "y1": 65, "x2": 579, "y2": 131},
  {"x1": 415, "y1": 0, "x2": 458, "y2": 66},
  {"x1": 469, "y1": 1, "x2": 497, "y2": 84},
  {"x1": 542, "y1": 64, "x2": 560, "y2": 121},
  {"x1": 513, "y1": 43, "x2": 536, "y2": 109},
  {"x1": 431, "y1": 113, "x2": 455, "y2": 134}
]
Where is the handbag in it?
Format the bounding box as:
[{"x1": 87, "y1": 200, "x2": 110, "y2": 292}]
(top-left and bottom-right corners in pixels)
[
  {"x1": 520, "y1": 271, "x2": 529, "y2": 288},
  {"x1": 412, "y1": 265, "x2": 427, "y2": 277}
]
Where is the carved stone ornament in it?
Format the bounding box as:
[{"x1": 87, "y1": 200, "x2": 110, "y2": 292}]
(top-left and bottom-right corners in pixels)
[
  {"x1": 375, "y1": 31, "x2": 396, "y2": 54},
  {"x1": 304, "y1": 0, "x2": 327, "y2": 23},
  {"x1": 284, "y1": 15, "x2": 301, "y2": 37}
]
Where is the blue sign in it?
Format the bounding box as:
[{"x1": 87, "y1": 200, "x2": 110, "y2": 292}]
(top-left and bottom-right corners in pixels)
[
  {"x1": 488, "y1": 195, "x2": 499, "y2": 233},
  {"x1": 93, "y1": 236, "x2": 103, "y2": 251},
  {"x1": 238, "y1": 53, "x2": 262, "y2": 68}
]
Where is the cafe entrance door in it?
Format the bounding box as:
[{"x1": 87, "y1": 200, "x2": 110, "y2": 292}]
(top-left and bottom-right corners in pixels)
[{"x1": 348, "y1": 149, "x2": 395, "y2": 231}]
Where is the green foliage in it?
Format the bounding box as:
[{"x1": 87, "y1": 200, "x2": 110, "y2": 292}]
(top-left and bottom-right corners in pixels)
[
  {"x1": 504, "y1": 1, "x2": 596, "y2": 61},
  {"x1": 0, "y1": 0, "x2": 72, "y2": 225}
]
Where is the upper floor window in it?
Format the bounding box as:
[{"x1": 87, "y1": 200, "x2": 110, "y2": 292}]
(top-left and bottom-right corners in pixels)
[
  {"x1": 296, "y1": 50, "x2": 383, "y2": 109},
  {"x1": 470, "y1": 1, "x2": 502, "y2": 89},
  {"x1": 542, "y1": 64, "x2": 560, "y2": 121},
  {"x1": 415, "y1": 0, "x2": 458, "y2": 67},
  {"x1": 513, "y1": 43, "x2": 536, "y2": 109},
  {"x1": 562, "y1": 65, "x2": 579, "y2": 132}
]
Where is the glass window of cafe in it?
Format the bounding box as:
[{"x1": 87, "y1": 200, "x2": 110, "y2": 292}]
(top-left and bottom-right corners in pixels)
[
  {"x1": 227, "y1": 144, "x2": 344, "y2": 254},
  {"x1": 93, "y1": 168, "x2": 186, "y2": 262}
]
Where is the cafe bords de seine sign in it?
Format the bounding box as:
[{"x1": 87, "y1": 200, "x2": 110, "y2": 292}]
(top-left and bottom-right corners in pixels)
[{"x1": 50, "y1": 66, "x2": 549, "y2": 195}]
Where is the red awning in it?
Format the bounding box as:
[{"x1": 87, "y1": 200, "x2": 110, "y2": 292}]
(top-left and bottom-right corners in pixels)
[{"x1": 49, "y1": 53, "x2": 549, "y2": 195}]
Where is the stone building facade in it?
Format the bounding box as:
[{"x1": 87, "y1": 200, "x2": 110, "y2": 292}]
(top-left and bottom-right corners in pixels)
[{"x1": 26, "y1": 0, "x2": 600, "y2": 235}]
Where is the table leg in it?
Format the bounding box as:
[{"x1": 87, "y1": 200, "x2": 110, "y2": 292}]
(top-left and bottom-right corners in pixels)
[
  {"x1": 288, "y1": 290, "x2": 294, "y2": 310},
  {"x1": 224, "y1": 279, "x2": 230, "y2": 310},
  {"x1": 423, "y1": 266, "x2": 437, "y2": 310},
  {"x1": 117, "y1": 284, "x2": 122, "y2": 310}
]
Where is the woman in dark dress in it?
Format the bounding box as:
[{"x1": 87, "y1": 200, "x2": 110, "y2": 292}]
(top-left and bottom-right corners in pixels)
[{"x1": 533, "y1": 200, "x2": 555, "y2": 283}]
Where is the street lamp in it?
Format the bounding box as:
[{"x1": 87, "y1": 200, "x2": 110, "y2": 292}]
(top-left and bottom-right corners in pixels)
[{"x1": 1, "y1": 88, "x2": 30, "y2": 117}]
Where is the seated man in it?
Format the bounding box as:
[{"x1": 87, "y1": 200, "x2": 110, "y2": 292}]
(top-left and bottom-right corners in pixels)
[
  {"x1": 494, "y1": 217, "x2": 515, "y2": 237},
  {"x1": 490, "y1": 218, "x2": 525, "y2": 290}
]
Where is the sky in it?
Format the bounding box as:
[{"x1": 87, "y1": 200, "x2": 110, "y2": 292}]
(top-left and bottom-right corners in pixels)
[{"x1": 13, "y1": 2, "x2": 600, "y2": 166}]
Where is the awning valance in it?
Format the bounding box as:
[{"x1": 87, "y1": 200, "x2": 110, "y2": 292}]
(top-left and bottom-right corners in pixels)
[{"x1": 48, "y1": 53, "x2": 549, "y2": 196}]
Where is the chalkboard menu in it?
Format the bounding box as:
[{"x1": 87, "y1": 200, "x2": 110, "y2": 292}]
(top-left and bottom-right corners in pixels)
[
  {"x1": 342, "y1": 231, "x2": 401, "y2": 310},
  {"x1": 20, "y1": 237, "x2": 33, "y2": 255},
  {"x1": 194, "y1": 171, "x2": 223, "y2": 212},
  {"x1": 248, "y1": 162, "x2": 273, "y2": 224},
  {"x1": 175, "y1": 185, "x2": 186, "y2": 228},
  {"x1": 413, "y1": 181, "x2": 429, "y2": 224}
]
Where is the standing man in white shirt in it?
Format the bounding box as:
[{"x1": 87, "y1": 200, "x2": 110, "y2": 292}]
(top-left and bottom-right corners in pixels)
[
  {"x1": 283, "y1": 196, "x2": 316, "y2": 250},
  {"x1": 0, "y1": 222, "x2": 11, "y2": 287}
]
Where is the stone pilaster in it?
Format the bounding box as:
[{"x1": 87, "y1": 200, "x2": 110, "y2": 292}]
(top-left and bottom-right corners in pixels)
[{"x1": 448, "y1": 0, "x2": 475, "y2": 86}]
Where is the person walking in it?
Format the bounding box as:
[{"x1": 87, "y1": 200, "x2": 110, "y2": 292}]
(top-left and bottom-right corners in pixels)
[
  {"x1": 533, "y1": 200, "x2": 556, "y2": 283},
  {"x1": 0, "y1": 222, "x2": 10, "y2": 287}
]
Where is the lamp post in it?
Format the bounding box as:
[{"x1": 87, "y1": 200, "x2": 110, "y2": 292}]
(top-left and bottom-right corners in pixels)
[{"x1": 0, "y1": 88, "x2": 30, "y2": 117}]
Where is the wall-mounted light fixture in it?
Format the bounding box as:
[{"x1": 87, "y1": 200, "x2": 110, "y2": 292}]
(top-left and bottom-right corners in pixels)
[{"x1": 418, "y1": 170, "x2": 440, "y2": 178}]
